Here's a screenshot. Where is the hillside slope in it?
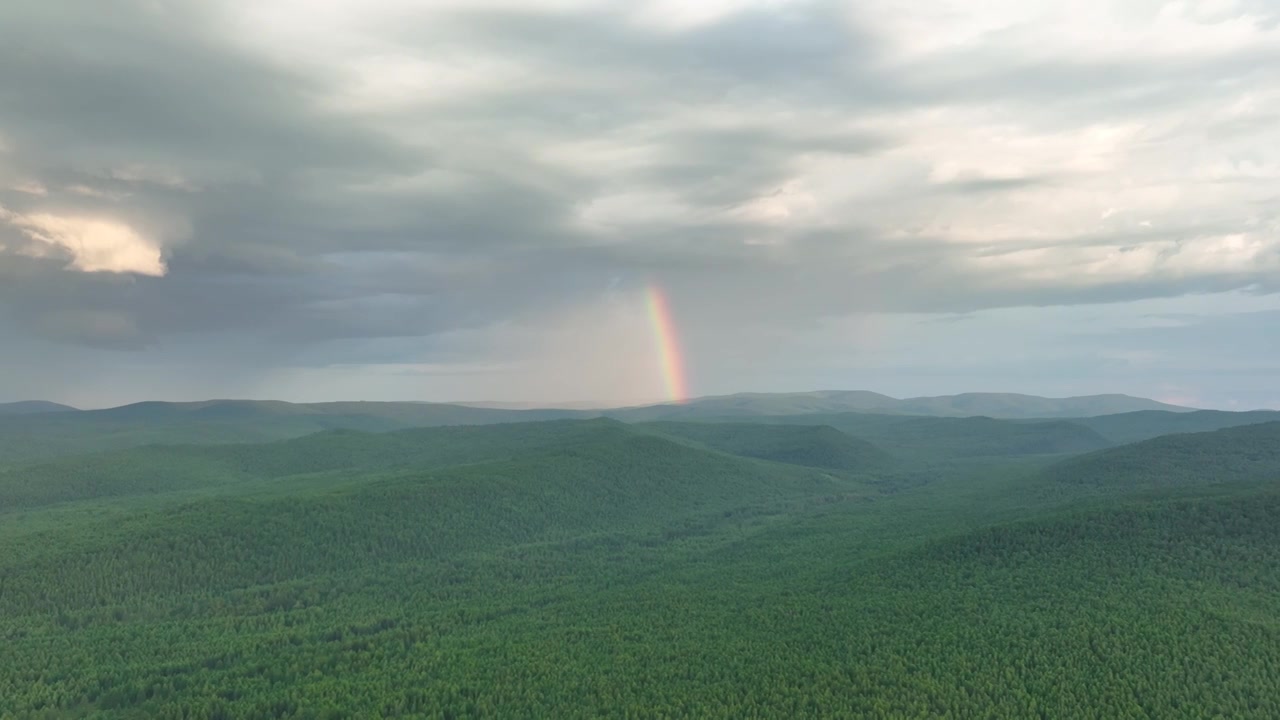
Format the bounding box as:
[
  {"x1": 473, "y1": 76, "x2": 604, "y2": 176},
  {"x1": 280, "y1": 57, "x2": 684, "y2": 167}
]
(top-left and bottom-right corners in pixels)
[{"x1": 1044, "y1": 421, "x2": 1280, "y2": 488}]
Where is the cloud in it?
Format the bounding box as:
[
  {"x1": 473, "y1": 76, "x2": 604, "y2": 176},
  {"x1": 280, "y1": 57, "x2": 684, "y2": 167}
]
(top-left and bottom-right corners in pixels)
[
  {"x1": 0, "y1": 0, "x2": 1277, "y2": 405},
  {"x1": 1, "y1": 206, "x2": 167, "y2": 275},
  {"x1": 9, "y1": 180, "x2": 47, "y2": 196}
]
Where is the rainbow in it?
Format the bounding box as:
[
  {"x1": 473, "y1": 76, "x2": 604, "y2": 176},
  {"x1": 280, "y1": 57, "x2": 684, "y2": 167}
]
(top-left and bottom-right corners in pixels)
[{"x1": 644, "y1": 284, "x2": 690, "y2": 404}]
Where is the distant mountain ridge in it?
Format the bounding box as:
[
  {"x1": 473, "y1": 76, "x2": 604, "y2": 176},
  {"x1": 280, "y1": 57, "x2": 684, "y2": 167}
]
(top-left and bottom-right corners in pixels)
[
  {"x1": 609, "y1": 391, "x2": 1196, "y2": 420},
  {"x1": 13, "y1": 391, "x2": 1195, "y2": 421},
  {"x1": 0, "y1": 401, "x2": 79, "y2": 415},
  {"x1": 0, "y1": 392, "x2": 1205, "y2": 467}
]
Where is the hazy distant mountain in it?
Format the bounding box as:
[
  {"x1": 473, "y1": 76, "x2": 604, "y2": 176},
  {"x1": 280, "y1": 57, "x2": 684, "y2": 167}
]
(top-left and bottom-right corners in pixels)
[
  {"x1": 1076, "y1": 409, "x2": 1280, "y2": 444},
  {"x1": 0, "y1": 393, "x2": 1201, "y2": 467},
  {"x1": 451, "y1": 400, "x2": 609, "y2": 410},
  {"x1": 0, "y1": 400, "x2": 588, "y2": 466},
  {"x1": 891, "y1": 392, "x2": 1195, "y2": 418},
  {"x1": 0, "y1": 401, "x2": 79, "y2": 415},
  {"x1": 83, "y1": 399, "x2": 586, "y2": 425},
  {"x1": 609, "y1": 391, "x2": 1194, "y2": 420}
]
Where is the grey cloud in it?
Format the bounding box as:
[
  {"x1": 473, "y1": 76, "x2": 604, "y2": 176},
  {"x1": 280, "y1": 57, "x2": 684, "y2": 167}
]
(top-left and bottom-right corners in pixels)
[
  {"x1": 0, "y1": 0, "x2": 1278, "y2": 406},
  {"x1": 635, "y1": 126, "x2": 890, "y2": 207},
  {"x1": 0, "y1": 2, "x2": 414, "y2": 179},
  {"x1": 427, "y1": 2, "x2": 886, "y2": 97}
]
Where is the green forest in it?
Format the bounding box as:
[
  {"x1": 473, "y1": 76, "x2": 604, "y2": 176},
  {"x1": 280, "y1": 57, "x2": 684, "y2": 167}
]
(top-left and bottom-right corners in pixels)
[{"x1": 2, "y1": 402, "x2": 1279, "y2": 718}]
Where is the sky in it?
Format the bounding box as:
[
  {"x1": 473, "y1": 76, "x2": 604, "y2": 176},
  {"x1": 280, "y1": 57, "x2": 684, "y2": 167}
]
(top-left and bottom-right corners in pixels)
[{"x1": 1, "y1": 0, "x2": 1278, "y2": 410}]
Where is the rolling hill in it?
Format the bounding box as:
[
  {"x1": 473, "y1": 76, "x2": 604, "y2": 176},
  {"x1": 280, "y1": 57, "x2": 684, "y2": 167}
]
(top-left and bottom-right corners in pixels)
[
  {"x1": 0, "y1": 418, "x2": 865, "y2": 513},
  {"x1": 1043, "y1": 421, "x2": 1280, "y2": 489},
  {"x1": 0, "y1": 420, "x2": 858, "y2": 609}
]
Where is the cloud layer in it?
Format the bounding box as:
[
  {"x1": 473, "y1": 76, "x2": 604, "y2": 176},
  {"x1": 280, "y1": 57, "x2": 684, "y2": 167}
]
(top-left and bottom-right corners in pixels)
[{"x1": 1, "y1": 0, "x2": 1277, "y2": 406}]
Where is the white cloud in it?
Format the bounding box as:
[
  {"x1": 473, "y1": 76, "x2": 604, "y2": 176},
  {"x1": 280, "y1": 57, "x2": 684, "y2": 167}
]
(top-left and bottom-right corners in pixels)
[{"x1": 0, "y1": 206, "x2": 167, "y2": 275}]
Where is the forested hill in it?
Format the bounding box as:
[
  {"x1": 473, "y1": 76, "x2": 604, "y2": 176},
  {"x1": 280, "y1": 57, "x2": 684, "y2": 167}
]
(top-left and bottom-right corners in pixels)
[
  {"x1": 1043, "y1": 421, "x2": 1280, "y2": 488},
  {"x1": 639, "y1": 421, "x2": 893, "y2": 472},
  {"x1": 0, "y1": 423, "x2": 858, "y2": 614},
  {"x1": 0, "y1": 418, "x2": 868, "y2": 513}
]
